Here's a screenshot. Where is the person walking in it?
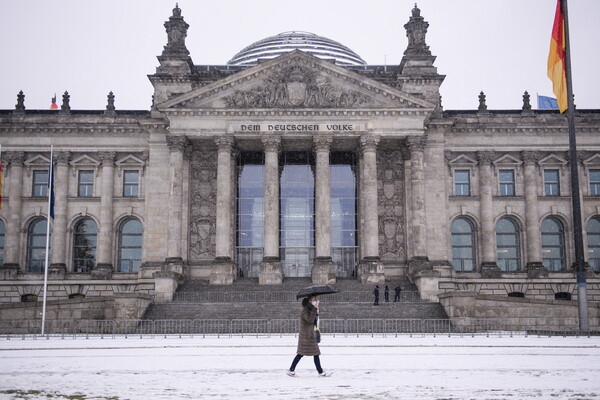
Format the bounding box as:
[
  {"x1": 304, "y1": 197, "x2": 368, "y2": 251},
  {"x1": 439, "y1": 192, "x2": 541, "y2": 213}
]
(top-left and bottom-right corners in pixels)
[
  {"x1": 373, "y1": 285, "x2": 380, "y2": 306},
  {"x1": 287, "y1": 296, "x2": 331, "y2": 377},
  {"x1": 394, "y1": 284, "x2": 402, "y2": 302},
  {"x1": 384, "y1": 285, "x2": 390, "y2": 302}
]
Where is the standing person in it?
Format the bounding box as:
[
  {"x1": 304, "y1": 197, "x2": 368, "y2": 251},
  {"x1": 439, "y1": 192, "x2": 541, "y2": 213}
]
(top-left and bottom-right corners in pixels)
[
  {"x1": 384, "y1": 285, "x2": 390, "y2": 302},
  {"x1": 373, "y1": 285, "x2": 380, "y2": 305},
  {"x1": 394, "y1": 284, "x2": 402, "y2": 302},
  {"x1": 287, "y1": 296, "x2": 331, "y2": 377}
]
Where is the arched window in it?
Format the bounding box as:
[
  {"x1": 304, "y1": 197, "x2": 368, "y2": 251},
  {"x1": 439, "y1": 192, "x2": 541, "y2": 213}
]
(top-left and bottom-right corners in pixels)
[
  {"x1": 496, "y1": 217, "x2": 521, "y2": 271},
  {"x1": 27, "y1": 218, "x2": 50, "y2": 273},
  {"x1": 451, "y1": 217, "x2": 476, "y2": 271},
  {"x1": 541, "y1": 217, "x2": 566, "y2": 271},
  {"x1": 587, "y1": 217, "x2": 600, "y2": 272},
  {"x1": 118, "y1": 218, "x2": 142, "y2": 273},
  {"x1": 0, "y1": 220, "x2": 5, "y2": 267},
  {"x1": 73, "y1": 218, "x2": 97, "y2": 272}
]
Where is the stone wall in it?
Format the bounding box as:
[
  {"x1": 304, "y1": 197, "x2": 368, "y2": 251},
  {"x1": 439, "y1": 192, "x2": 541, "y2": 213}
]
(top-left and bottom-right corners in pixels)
[{"x1": 439, "y1": 291, "x2": 600, "y2": 330}]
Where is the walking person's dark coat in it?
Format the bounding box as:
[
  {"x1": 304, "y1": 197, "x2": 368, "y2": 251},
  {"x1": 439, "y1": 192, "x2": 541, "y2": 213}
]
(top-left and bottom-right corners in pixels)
[
  {"x1": 297, "y1": 300, "x2": 320, "y2": 356},
  {"x1": 373, "y1": 285, "x2": 380, "y2": 305}
]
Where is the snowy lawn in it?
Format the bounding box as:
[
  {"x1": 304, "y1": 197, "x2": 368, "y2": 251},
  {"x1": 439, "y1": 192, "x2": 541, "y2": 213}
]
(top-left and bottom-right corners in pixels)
[{"x1": 0, "y1": 334, "x2": 599, "y2": 399}]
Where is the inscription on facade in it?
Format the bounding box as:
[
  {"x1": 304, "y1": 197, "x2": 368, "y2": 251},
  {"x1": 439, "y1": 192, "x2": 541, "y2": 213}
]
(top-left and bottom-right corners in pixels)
[{"x1": 239, "y1": 124, "x2": 355, "y2": 132}]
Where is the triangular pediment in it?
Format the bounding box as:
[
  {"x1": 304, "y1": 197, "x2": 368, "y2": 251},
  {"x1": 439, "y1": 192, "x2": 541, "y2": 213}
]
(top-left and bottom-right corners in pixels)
[
  {"x1": 158, "y1": 50, "x2": 435, "y2": 112},
  {"x1": 448, "y1": 154, "x2": 478, "y2": 166},
  {"x1": 538, "y1": 154, "x2": 567, "y2": 166},
  {"x1": 493, "y1": 154, "x2": 522, "y2": 166},
  {"x1": 583, "y1": 153, "x2": 600, "y2": 166}
]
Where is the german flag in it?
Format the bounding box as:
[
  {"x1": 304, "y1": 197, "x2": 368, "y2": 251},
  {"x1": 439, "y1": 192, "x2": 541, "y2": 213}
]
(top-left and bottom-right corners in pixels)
[
  {"x1": 50, "y1": 94, "x2": 59, "y2": 110},
  {"x1": 547, "y1": 0, "x2": 567, "y2": 113}
]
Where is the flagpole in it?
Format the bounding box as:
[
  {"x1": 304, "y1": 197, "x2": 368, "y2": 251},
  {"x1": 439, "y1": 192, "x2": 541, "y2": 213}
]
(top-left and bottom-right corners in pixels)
[
  {"x1": 562, "y1": 0, "x2": 589, "y2": 331},
  {"x1": 41, "y1": 145, "x2": 53, "y2": 336}
]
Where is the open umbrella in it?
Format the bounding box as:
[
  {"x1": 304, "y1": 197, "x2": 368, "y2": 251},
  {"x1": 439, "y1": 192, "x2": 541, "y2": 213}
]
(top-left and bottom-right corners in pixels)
[{"x1": 296, "y1": 284, "x2": 340, "y2": 300}]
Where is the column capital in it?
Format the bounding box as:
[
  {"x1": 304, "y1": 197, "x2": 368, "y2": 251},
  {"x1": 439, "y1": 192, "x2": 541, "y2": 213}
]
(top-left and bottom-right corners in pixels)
[
  {"x1": 406, "y1": 136, "x2": 426, "y2": 152},
  {"x1": 476, "y1": 151, "x2": 495, "y2": 165},
  {"x1": 522, "y1": 150, "x2": 541, "y2": 165},
  {"x1": 6, "y1": 151, "x2": 25, "y2": 165},
  {"x1": 166, "y1": 135, "x2": 189, "y2": 152},
  {"x1": 55, "y1": 151, "x2": 71, "y2": 165},
  {"x1": 313, "y1": 135, "x2": 333, "y2": 152},
  {"x1": 360, "y1": 134, "x2": 380, "y2": 152},
  {"x1": 214, "y1": 135, "x2": 234, "y2": 152},
  {"x1": 98, "y1": 151, "x2": 116, "y2": 165},
  {"x1": 261, "y1": 135, "x2": 281, "y2": 152}
]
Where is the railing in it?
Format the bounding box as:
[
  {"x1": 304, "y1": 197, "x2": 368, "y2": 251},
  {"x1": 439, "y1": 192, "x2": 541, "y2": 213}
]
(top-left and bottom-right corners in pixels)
[
  {"x1": 172, "y1": 291, "x2": 422, "y2": 303},
  {"x1": 0, "y1": 318, "x2": 597, "y2": 338}
]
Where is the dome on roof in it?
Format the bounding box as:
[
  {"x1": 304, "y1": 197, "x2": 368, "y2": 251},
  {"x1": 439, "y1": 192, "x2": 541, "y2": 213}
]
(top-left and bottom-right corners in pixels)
[{"x1": 227, "y1": 31, "x2": 366, "y2": 66}]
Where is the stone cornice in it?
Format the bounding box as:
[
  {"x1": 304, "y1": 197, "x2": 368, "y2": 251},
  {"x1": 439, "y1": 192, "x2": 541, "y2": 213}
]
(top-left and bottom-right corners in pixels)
[{"x1": 161, "y1": 108, "x2": 432, "y2": 118}]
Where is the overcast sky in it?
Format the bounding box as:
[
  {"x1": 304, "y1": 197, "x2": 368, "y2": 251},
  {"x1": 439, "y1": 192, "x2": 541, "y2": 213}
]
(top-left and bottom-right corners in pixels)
[{"x1": 1, "y1": 0, "x2": 599, "y2": 111}]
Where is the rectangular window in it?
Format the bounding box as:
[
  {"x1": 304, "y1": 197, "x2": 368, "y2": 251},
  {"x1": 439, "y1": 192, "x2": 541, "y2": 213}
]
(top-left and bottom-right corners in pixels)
[
  {"x1": 78, "y1": 170, "x2": 94, "y2": 197},
  {"x1": 544, "y1": 169, "x2": 560, "y2": 196},
  {"x1": 123, "y1": 170, "x2": 139, "y2": 197},
  {"x1": 32, "y1": 170, "x2": 48, "y2": 197},
  {"x1": 499, "y1": 169, "x2": 515, "y2": 196},
  {"x1": 590, "y1": 169, "x2": 600, "y2": 196},
  {"x1": 454, "y1": 170, "x2": 470, "y2": 196}
]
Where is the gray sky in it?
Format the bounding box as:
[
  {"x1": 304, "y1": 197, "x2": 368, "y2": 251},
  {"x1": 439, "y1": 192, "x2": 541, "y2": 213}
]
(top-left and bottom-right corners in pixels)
[{"x1": 1, "y1": 0, "x2": 599, "y2": 111}]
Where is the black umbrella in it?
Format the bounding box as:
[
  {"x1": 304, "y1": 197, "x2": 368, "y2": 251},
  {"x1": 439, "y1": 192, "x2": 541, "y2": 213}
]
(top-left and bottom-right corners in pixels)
[{"x1": 296, "y1": 284, "x2": 340, "y2": 300}]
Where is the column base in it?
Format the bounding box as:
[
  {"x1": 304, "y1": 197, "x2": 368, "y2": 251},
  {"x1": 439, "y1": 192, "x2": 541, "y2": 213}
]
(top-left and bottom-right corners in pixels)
[
  {"x1": 49, "y1": 263, "x2": 67, "y2": 279},
  {"x1": 312, "y1": 257, "x2": 336, "y2": 285},
  {"x1": 407, "y1": 256, "x2": 432, "y2": 278},
  {"x1": 358, "y1": 257, "x2": 385, "y2": 285},
  {"x1": 210, "y1": 257, "x2": 235, "y2": 285},
  {"x1": 153, "y1": 271, "x2": 184, "y2": 303},
  {"x1": 526, "y1": 262, "x2": 548, "y2": 278},
  {"x1": 480, "y1": 262, "x2": 502, "y2": 278},
  {"x1": 259, "y1": 258, "x2": 283, "y2": 285},
  {"x1": 92, "y1": 263, "x2": 113, "y2": 280},
  {"x1": 0, "y1": 263, "x2": 19, "y2": 279},
  {"x1": 163, "y1": 257, "x2": 185, "y2": 275}
]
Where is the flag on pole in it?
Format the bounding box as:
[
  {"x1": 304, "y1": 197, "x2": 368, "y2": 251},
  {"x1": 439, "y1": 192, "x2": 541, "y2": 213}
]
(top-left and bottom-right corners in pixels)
[
  {"x1": 50, "y1": 94, "x2": 58, "y2": 110},
  {"x1": 0, "y1": 145, "x2": 3, "y2": 210},
  {"x1": 48, "y1": 155, "x2": 55, "y2": 219},
  {"x1": 547, "y1": 0, "x2": 568, "y2": 113},
  {"x1": 537, "y1": 95, "x2": 559, "y2": 110}
]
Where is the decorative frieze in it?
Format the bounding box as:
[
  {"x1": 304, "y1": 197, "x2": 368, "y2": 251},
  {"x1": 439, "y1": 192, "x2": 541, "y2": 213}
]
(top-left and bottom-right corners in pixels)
[
  {"x1": 359, "y1": 134, "x2": 380, "y2": 152},
  {"x1": 377, "y1": 150, "x2": 406, "y2": 261},
  {"x1": 313, "y1": 135, "x2": 333, "y2": 152},
  {"x1": 98, "y1": 151, "x2": 116, "y2": 165},
  {"x1": 166, "y1": 135, "x2": 189, "y2": 151},
  {"x1": 477, "y1": 151, "x2": 495, "y2": 165},
  {"x1": 261, "y1": 135, "x2": 281, "y2": 152},
  {"x1": 189, "y1": 148, "x2": 217, "y2": 260}
]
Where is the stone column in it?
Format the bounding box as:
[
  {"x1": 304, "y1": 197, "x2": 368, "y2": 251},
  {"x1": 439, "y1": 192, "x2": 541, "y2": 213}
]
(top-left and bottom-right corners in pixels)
[
  {"x1": 406, "y1": 136, "x2": 433, "y2": 277},
  {"x1": 211, "y1": 136, "x2": 235, "y2": 285},
  {"x1": 3, "y1": 152, "x2": 25, "y2": 273},
  {"x1": 407, "y1": 136, "x2": 428, "y2": 259},
  {"x1": 313, "y1": 135, "x2": 335, "y2": 284},
  {"x1": 358, "y1": 135, "x2": 384, "y2": 284},
  {"x1": 477, "y1": 151, "x2": 500, "y2": 277},
  {"x1": 165, "y1": 136, "x2": 188, "y2": 264},
  {"x1": 523, "y1": 151, "x2": 546, "y2": 277},
  {"x1": 50, "y1": 151, "x2": 70, "y2": 275},
  {"x1": 259, "y1": 135, "x2": 282, "y2": 285},
  {"x1": 95, "y1": 151, "x2": 116, "y2": 279}
]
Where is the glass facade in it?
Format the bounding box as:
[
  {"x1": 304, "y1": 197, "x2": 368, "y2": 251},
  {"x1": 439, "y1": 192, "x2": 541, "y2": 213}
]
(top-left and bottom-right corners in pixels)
[
  {"x1": 236, "y1": 152, "x2": 264, "y2": 278},
  {"x1": 541, "y1": 217, "x2": 565, "y2": 271},
  {"x1": 280, "y1": 152, "x2": 315, "y2": 277},
  {"x1": 330, "y1": 152, "x2": 358, "y2": 277},
  {"x1": 451, "y1": 217, "x2": 476, "y2": 271},
  {"x1": 587, "y1": 217, "x2": 600, "y2": 272},
  {"x1": 496, "y1": 217, "x2": 521, "y2": 271},
  {"x1": 73, "y1": 218, "x2": 97, "y2": 272}
]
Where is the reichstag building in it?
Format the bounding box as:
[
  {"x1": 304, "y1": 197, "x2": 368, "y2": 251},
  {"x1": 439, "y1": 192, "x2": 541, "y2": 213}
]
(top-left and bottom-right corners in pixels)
[{"x1": 0, "y1": 5, "x2": 599, "y2": 321}]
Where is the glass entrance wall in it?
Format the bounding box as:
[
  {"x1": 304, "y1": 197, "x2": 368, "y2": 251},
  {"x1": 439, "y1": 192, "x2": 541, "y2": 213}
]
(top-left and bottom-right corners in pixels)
[
  {"x1": 236, "y1": 152, "x2": 264, "y2": 277},
  {"x1": 330, "y1": 152, "x2": 358, "y2": 277},
  {"x1": 280, "y1": 152, "x2": 315, "y2": 277}
]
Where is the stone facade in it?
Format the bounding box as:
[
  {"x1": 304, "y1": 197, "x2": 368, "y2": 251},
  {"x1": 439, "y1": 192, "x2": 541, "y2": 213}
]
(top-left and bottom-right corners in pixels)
[{"x1": 0, "y1": 5, "x2": 599, "y2": 322}]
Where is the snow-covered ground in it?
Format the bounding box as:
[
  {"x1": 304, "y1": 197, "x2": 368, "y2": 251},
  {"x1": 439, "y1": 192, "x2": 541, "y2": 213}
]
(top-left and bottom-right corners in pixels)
[{"x1": 0, "y1": 334, "x2": 599, "y2": 399}]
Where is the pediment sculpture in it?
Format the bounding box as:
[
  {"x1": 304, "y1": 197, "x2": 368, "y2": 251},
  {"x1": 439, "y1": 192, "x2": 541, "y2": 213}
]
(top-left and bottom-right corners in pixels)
[{"x1": 223, "y1": 65, "x2": 370, "y2": 109}]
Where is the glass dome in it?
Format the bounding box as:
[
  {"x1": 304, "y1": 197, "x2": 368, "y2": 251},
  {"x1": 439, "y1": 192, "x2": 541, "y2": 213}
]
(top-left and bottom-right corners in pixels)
[{"x1": 227, "y1": 31, "x2": 366, "y2": 66}]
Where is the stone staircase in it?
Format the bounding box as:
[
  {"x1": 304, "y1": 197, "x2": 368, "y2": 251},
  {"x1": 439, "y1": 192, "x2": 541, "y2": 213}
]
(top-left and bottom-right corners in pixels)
[{"x1": 142, "y1": 277, "x2": 448, "y2": 321}]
